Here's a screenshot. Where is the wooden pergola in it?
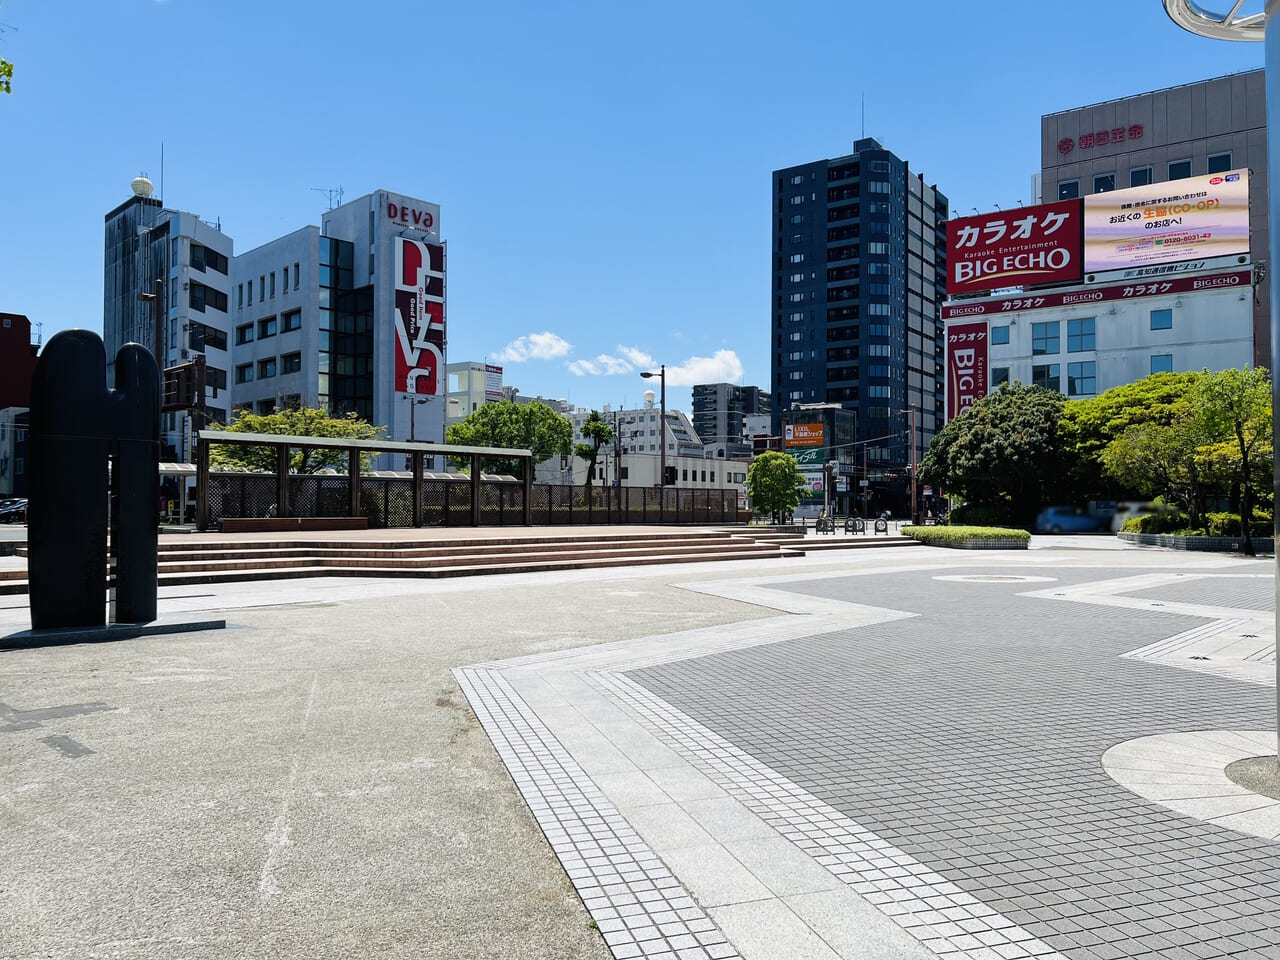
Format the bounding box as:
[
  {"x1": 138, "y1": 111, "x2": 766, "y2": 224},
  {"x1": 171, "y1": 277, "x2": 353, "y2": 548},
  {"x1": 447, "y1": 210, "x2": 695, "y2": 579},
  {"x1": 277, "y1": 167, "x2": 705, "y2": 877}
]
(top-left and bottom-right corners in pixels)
[{"x1": 194, "y1": 429, "x2": 533, "y2": 530}]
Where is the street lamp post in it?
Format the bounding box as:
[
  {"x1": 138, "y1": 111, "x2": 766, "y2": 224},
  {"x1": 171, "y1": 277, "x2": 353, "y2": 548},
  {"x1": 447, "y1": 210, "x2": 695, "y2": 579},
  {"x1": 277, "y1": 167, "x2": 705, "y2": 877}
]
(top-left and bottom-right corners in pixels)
[
  {"x1": 406, "y1": 393, "x2": 433, "y2": 442},
  {"x1": 136, "y1": 279, "x2": 165, "y2": 373},
  {"x1": 640, "y1": 364, "x2": 666, "y2": 486},
  {"x1": 897, "y1": 406, "x2": 917, "y2": 523}
]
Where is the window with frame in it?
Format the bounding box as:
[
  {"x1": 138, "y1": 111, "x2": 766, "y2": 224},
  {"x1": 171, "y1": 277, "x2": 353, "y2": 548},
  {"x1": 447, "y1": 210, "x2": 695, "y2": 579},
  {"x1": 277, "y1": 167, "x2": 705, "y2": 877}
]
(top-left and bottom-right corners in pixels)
[
  {"x1": 1067, "y1": 361, "x2": 1096, "y2": 396},
  {"x1": 1150, "y1": 354, "x2": 1173, "y2": 374},
  {"x1": 236, "y1": 323, "x2": 253, "y2": 345},
  {"x1": 1067, "y1": 317, "x2": 1095, "y2": 352},
  {"x1": 1031, "y1": 321, "x2": 1060, "y2": 355},
  {"x1": 282, "y1": 310, "x2": 302, "y2": 332},
  {"x1": 1093, "y1": 173, "x2": 1115, "y2": 194},
  {"x1": 1130, "y1": 166, "x2": 1153, "y2": 188},
  {"x1": 990, "y1": 325, "x2": 1010, "y2": 345},
  {"x1": 238, "y1": 284, "x2": 244, "y2": 309},
  {"x1": 258, "y1": 357, "x2": 277, "y2": 379},
  {"x1": 294, "y1": 262, "x2": 300, "y2": 290},
  {"x1": 235, "y1": 363, "x2": 254, "y2": 384},
  {"x1": 207, "y1": 366, "x2": 228, "y2": 391},
  {"x1": 992, "y1": 367, "x2": 1010, "y2": 386},
  {"x1": 1207, "y1": 152, "x2": 1232, "y2": 174},
  {"x1": 1150, "y1": 308, "x2": 1172, "y2": 330},
  {"x1": 259, "y1": 275, "x2": 265, "y2": 302},
  {"x1": 1057, "y1": 180, "x2": 1080, "y2": 200},
  {"x1": 258, "y1": 316, "x2": 277, "y2": 338},
  {"x1": 282, "y1": 352, "x2": 302, "y2": 374},
  {"x1": 1032, "y1": 363, "x2": 1060, "y2": 392},
  {"x1": 1168, "y1": 159, "x2": 1192, "y2": 180},
  {"x1": 257, "y1": 399, "x2": 276, "y2": 415}
]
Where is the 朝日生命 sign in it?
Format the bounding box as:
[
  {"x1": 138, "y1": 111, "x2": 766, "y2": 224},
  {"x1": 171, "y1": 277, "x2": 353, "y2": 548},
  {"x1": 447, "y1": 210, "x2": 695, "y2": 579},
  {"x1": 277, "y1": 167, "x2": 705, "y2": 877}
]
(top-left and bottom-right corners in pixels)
[{"x1": 946, "y1": 199, "x2": 1083, "y2": 295}]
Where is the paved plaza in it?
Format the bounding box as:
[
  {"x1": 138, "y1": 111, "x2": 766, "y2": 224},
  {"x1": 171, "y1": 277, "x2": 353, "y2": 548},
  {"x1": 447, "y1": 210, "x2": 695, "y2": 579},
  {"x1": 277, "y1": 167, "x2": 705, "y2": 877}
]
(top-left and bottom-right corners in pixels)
[{"x1": 1, "y1": 535, "x2": 1278, "y2": 958}]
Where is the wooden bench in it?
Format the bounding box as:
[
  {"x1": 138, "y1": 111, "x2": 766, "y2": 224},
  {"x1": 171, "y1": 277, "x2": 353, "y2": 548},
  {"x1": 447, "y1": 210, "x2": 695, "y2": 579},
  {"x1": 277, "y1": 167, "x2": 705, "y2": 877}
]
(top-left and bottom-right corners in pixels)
[{"x1": 219, "y1": 517, "x2": 369, "y2": 533}]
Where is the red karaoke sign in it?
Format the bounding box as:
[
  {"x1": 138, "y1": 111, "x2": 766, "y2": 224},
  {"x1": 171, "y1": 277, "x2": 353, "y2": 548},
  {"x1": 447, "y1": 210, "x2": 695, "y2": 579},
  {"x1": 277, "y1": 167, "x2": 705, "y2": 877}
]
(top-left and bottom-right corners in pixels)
[
  {"x1": 945, "y1": 321, "x2": 988, "y2": 422},
  {"x1": 946, "y1": 199, "x2": 1083, "y2": 296}
]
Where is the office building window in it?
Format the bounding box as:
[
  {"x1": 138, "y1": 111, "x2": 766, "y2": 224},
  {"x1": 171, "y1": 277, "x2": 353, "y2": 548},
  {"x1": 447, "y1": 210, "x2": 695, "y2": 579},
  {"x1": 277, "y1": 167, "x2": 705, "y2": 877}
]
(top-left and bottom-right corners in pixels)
[
  {"x1": 247, "y1": 280, "x2": 253, "y2": 302},
  {"x1": 259, "y1": 316, "x2": 277, "y2": 338},
  {"x1": 257, "y1": 399, "x2": 276, "y2": 415},
  {"x1": 1169, "y1": 159, "x2": 1192, "y2": 180},
  {"x1": 282, "y1": 266, "x2": 289, "y2": 290},
  {"x1": 259, "y1": 275, "x2": 265, "y2": 302},
  {"x1": 235, "y1": 363, "x2": 254, "y2": 384},
  {"x1": 1151, "y1": 308, "x2": 1173, "y2": 330},
  {"x1": 294, "y1": 262, "x2": 300, "y2": 289},
  {"x1": 1031, "y1": 321, "x2": 1060, "y2": 355},
  {"x1": 1130, "y1": 166, "x2": 1153, "y2": 188},
  {"x1": 270, "y1": 272, "x2": 276, "y2": 298},
  {"x1": 282, "y1": 352, "x2": 302, "y2": 374},
  {"x1": 1057, "y1": 180, "x2": 1079, "y2": 200},
  {"x1": 991, "y1": 325, "x2": 1010, "y2": 345},
  {"x1": 1151, "y1": 354, "x2": 1173, "y2": 374},
  {"x1": 258, "y1": 357, "x2": 277, "y2": 379},
  {"x1": 1067, "y1": 361, "x2": 1096, "y2": 396},
  {"x1": 1067, "y1": 317, "x2": 1095, "y2": 352},
  {"x1": 1207, "y1": 152, "x2": 1232, "y2": 174},
  {"x1": 238, "y1": 284, "x2": 244, "y2": 309},
  {"x1": 282, "y1": 309, "x2": 302, "y2": 332},
  {"x1": 1032, "y1": 363, "x2": 1060, "y2": 392},
  {"x1": 236, "y1": 323, "x2": 253, "y2": 345},
  {"x1": 1093, "y1": 173, "x2": 1115, "y2": 193},
  {"x1": 206, "y1": 366, "x2": 228, "y2": 391},
  {"x1": 992, "y1": 367, "x2": 1010, "y2": 386}
]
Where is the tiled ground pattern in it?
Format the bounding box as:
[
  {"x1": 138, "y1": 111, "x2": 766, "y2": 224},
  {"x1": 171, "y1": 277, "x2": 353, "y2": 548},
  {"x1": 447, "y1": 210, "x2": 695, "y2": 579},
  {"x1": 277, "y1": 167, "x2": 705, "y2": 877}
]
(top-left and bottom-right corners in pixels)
[
  {"x1": 1122, "y1": 576, "x2": 1275, "y2": 612},
  {"x1": 630, "y1": 570, "x2": 1280, "y2": 960},
  {"x1": 455, "y1": 667, "x2": 741, "y2": 960}
]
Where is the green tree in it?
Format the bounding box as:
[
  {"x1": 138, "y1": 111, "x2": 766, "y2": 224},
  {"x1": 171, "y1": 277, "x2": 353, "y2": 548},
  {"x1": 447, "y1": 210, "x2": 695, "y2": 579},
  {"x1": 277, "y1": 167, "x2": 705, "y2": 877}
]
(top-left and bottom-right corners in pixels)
[
  {"x1": 207, "y1": 407, "x2": 384, "y2": 474},
  {"x1": 446, "y1": 399, "x2": 573, "y2": 477},
  {"x1": 574, "y1": 410, "x2": 615, "y2": 488},
  {"x1": 1191, "y1": 367, "x2": 1272, "y2": 556},
  {"x1": 1, "y1": 2, "x2": 13, "y2": 95},
  {"x1": 919, "y1": 383, "x2": 1066, "y2": 525},
  {"x1": 1060, "y1": 371, "x2": 1203, "y2": 500},
  {"x1": 746, "y1": 451, "x2": 805, "y2": 520},
  {"x1": 1100, "y1": 409, "x2": 1212, "y2": 528}
]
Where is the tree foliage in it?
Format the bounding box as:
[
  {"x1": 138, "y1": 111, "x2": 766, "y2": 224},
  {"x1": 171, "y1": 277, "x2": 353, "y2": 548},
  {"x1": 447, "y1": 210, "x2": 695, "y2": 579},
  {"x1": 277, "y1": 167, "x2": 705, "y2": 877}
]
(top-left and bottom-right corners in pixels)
[
  {"x1": 207, "y1": 407, "x2": 384, "y2": 474},
  {"x1": 0, "y1": 2, "x2": 12, "y2": 95},
  {"x1": 1190, "y1": 367, "x2": 1272, "y2": 555},
  {"x1": 1100, "y1": 410, "x2": 1212, "y2": 528},
  {"x1": 445, "y1": 399, "x2": 573, "y2": 477},
  {"x1": 574, "y1": 410, "x2": 615, "y2": 488},
  {"x1": 919, "y1": 383, "x2": 1066, "y2": 525},
  {"x1": 746, "y1": 451, "x2": 805, "y2": 519}
]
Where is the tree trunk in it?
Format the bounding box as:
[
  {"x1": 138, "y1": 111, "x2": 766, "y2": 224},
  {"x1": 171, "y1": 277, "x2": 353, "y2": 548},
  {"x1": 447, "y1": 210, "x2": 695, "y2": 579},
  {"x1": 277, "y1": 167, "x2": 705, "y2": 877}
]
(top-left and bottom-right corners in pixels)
[{"x1": 1240, "y1": 450, "x2": 1254, "y2": 556}]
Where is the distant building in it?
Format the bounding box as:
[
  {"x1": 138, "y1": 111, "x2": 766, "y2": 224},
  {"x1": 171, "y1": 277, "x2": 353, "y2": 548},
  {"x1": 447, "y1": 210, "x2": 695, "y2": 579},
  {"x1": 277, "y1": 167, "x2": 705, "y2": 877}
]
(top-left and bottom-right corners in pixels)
[
  {"x1": 446, "y1": 361, "x2": 503, "y2": 426},
  {"x1": 501, "y1": 385, "x2": 571, "y2": 416},
  {"x1": 0, "y1": 313, "x2": 38, "y2": 411},
  {"x1": 772, "y1": 138, "x2": 948, "y2": 482},
  {"x1": 102, "y1": 178, "x2": 234, "y2": 460},
  {"x1": 691, "y1": 383, "x2": 770, "y2": 460},
  {"x1": 0, "y1": 408, "x2": 28, "y2": 497}
]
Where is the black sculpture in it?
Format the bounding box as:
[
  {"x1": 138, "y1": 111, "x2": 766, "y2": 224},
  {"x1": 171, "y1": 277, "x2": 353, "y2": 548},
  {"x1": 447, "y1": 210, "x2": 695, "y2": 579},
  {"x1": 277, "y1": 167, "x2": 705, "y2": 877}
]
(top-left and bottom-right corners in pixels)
[{"x1": 27, "y1": 330, "x2": 159, "y2": 629}]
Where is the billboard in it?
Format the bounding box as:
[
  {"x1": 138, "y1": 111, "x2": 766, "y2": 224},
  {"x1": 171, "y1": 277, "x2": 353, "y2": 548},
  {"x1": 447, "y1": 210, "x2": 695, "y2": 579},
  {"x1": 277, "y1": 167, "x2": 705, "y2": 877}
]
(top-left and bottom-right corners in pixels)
[
  {"x1": 1083, "y1": 169, "x2": 1250, "y2": 273},
  {"x1": 394, "y1": 238, "x2": 446, "y2": 397},
  {"x1": 947, "y1": 199, "x2": 1083, "y2": 295},
  {"x1": 484, "y1": 363, "x2": 503, "y2": 400},
  {"x1": 784, "y1": 423, "x2": 824, "y2": 447},
  {"x1": 941, "y1": 268, "x2": 1253, "y2": 319},
  {"x1": 945, "y1": 321, "x2": 988, "y2": 422},
  {"x1": 789, "y1": 447, "x2": 824, "y2": 466}
]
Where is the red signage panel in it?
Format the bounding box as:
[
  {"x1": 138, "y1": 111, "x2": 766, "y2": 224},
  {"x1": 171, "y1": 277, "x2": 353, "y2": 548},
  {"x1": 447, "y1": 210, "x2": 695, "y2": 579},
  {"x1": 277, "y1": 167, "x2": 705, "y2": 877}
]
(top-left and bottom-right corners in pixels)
[
  {"x1": 946, "y1": 199, "x2": 1083, "y2": 295},
  {"x1": 945, "y1": 321, "x2": 988, "y2": 422},
  {"x1": 941, "y1": 269, "x2": 1252, "y2": 319},
  {"x1": 394, "y1": 238, "x2": 446, "y2": 396}
]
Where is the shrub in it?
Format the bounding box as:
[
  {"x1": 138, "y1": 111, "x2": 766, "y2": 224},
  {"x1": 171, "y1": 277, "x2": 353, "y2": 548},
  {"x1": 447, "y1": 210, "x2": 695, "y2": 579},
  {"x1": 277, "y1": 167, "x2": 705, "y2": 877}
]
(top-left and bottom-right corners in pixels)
[
  {"x1": 902, "y1": 525, "x2": 1030, "y2": 546},
  {"x1": 948, "y1": 503, "x2": 1013, "y2": 526},
  {"x1": 1125, "y1": 511, "x2": 1190, "y2": 534}
]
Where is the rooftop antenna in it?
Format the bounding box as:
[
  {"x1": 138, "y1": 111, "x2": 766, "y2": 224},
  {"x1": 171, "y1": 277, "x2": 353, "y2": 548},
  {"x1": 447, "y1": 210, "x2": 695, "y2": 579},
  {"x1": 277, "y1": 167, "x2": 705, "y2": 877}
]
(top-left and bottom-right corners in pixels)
[
  {"x1": 160, "y1": 141, "x2": 164, "y2": 204},
  {"x1": 993, "y1": 203, "x2": 1002, "y2": 211},
  {"x1": 861, "y1": 92, "x2": 865, "y2": 138},
  {"x1": 311, "y1": 186, "x2": 344, "y2": 210}
]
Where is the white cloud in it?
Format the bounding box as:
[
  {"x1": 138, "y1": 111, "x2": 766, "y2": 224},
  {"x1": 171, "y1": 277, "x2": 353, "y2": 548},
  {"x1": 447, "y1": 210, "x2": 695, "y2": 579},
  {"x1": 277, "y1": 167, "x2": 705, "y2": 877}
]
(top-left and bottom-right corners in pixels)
[
  {"x1": 664, "y1": 350, "x2": 744, "y2": 386},
  {"x1": 565, "y1": 347, "x2": 744, "y2": 386},
  {"x1": 492, "y1": 331, "x2": 572, "y2": 363}
]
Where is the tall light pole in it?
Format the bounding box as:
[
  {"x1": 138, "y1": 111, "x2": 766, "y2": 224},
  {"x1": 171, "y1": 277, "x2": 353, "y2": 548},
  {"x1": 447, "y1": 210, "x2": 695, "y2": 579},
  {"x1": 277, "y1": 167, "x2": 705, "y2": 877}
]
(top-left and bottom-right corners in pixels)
[
  {"x1": 640, "y1": 364, "x2": 666, "y2": 486},
  {"x1": 406, "y1": 393, "x2": 432, "y2": 442},
  {"x1": 897, "y1": 405, "x2": 917, "y2": 523},
  {"x1": 1162, "y1": 0, "x2": 1276, "y2": 764}
]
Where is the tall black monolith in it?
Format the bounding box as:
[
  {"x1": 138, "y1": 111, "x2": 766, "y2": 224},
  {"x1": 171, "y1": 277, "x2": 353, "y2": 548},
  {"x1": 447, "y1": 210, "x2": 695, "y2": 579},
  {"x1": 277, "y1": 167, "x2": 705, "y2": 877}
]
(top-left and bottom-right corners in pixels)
[{"x1": 27, "y1": 330, "x2": 159, "y2": 629}]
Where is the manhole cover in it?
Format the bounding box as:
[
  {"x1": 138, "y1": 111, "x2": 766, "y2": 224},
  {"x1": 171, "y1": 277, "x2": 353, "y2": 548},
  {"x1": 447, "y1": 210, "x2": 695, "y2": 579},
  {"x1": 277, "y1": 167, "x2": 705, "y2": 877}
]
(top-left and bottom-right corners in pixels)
[{"x1": 932, "y1": 575, "x2": 1058, "y2": 584}]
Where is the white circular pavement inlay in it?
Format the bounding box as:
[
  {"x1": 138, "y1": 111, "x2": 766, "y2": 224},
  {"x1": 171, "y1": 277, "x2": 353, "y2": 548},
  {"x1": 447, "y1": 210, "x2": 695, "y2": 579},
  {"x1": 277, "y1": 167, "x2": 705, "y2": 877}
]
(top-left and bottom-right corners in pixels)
[
  {"x1": 931, "y1": 574, "x2": 1058, "y2": 584},
  {"x1": 1101, "y1": 730, "x2": 1280, "y2": 843}
]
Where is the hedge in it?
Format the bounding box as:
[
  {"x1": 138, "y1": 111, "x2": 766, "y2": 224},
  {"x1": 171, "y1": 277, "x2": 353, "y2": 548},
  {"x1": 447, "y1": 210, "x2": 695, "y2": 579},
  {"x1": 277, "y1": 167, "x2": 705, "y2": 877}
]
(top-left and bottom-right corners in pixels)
[
  {"x1": 1122, "y1": 509, "x2": 1273, "y2": 536},
  {"x1": 902, "y1": 525, "x2": 1031, "y2": 547}
]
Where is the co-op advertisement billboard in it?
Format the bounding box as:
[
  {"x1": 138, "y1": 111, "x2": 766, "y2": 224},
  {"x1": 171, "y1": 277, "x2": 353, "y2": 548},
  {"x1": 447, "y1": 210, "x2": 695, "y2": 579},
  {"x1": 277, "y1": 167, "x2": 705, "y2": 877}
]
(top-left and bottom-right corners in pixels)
[
  {"x1": 946, "y1": 199, "x2": 1083, "y2": 296},
  {"x1": 1083, "y1": 169, "x2": 1250, "y2": 273}
]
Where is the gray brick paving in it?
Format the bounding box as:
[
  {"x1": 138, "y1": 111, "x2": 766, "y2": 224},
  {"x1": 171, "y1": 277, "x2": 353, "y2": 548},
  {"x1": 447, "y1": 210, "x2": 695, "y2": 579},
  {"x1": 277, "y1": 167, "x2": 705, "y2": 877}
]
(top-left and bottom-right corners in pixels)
[
  {"x1": 1122, "y1": 576, "x2": 1275, "y2": 613},
  {"x1": 629, "y1": 567, "x2": 1280, "y2": 960}
]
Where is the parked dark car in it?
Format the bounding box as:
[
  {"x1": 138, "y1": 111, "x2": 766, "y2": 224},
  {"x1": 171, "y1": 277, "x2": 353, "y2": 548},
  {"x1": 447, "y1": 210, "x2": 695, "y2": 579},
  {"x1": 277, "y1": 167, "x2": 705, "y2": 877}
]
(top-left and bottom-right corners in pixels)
[{"x1": 0, "y1": 498, "x2": 27, "y2": 524}]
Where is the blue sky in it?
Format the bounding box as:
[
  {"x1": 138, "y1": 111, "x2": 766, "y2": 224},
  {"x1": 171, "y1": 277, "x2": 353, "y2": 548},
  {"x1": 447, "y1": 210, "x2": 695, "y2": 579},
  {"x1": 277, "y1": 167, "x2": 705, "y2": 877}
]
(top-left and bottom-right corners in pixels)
[{"x1": 0, "y1": 0, "x2": 1265, "y2": 417}]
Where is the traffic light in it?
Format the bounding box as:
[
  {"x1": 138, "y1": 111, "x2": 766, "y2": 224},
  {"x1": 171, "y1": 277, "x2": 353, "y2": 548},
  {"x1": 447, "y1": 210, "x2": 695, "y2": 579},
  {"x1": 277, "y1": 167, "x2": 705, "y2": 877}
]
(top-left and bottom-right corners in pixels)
[{"x1": 664, "y1": 465, "x2": 677, "y2": 485}]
